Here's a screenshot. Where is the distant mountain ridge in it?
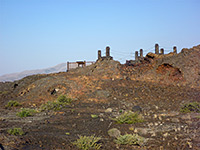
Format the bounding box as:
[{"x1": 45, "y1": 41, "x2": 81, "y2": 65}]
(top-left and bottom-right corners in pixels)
[{"x1": 0, "y1": 63, "x2": 66, "y2": 82}]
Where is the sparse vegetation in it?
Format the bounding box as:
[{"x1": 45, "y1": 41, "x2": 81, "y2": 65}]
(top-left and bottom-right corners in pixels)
[
  {"x1": 57, "y1": 95, "x2": 72, "y2": 104},
  {"x1": 113, "y1": 111, "x2": 144, "y2": 124},
  {"x1": 7, "y1": 128, "x2": 24, "y2": 136},
  {"x1": 65, "y1": 132, "x2": 70, "y2": 135},
  {"x1": 119, "y1": 109, "x2": 123, "y2": 113},
  {"x1": 91, "y1": 114, "x2": 98, "y2": 118},
  {"x1": 114, "y1": 134, "x2": 145, "y2": 146},
  {"x1": 72, "y1": 135, "x2": 102, "y2": 150},
  {"x1": 40, "y1": 95, "x2": 72, "y2": 111},
  {"x1": 16, "y1": 108, "x2": 37, "y2": 117},
  {"x1": 5, "y1": 100, "x2": 21, "y2": 108},
  {"x1": 0, "y1": 91, "x2": 9, "y2": 95},
  {"x1": 40, "y1": 101, "x2": 61, "y2": 111},
  {"x1": 180, "y1": 102, "x2": 200, "y2": 113}
]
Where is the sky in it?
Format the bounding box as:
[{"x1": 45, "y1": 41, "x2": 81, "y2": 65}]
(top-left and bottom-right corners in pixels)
[{"x1": 0, "y1": 0, "x2": 200, "y2": 75}]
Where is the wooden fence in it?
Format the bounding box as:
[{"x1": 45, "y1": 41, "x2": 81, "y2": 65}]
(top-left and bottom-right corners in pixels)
[{"x1": 66, "y1": 61, "x2": 95, "y2": 72}]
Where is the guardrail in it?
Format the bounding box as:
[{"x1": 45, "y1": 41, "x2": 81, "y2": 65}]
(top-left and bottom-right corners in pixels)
[{"x1": 66, "y1": 61, "x2": 95, "y2": 72}]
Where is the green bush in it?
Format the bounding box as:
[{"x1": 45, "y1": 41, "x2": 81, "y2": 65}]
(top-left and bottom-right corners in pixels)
[
  {"x1": 72, "y1": 135, "x2": 102, "y2": 150},
  {"x1": 40, "y1": 95, "x2": 72, "y2": 111},
  {"x1": 16, "y1": 108, "x2": 37, "y2": 117},
  {"x1": 7, "y1": 128, "x2": 24, "y2": 136},
  {"x1": 5, "y1": 100, "x2": 21, "y2": 108},
  {"x1": 57, "y1": 95, "x2": 72, "y2": 104},
  {"x1": 180, "y1": 102, "x2": 200, "y2": 113},
  {"x1": 40, "y1": 101, "x2": 62, "y2": 111},
  {"x1": 114, "y1": 134, "x2": 145, "y2": 146},
  {"x1": 113, "y1": 111, "x2": 144, "y2": 124}
]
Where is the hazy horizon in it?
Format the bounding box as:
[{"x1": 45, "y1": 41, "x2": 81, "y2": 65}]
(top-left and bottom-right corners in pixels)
[
  {"x1": 0, "y1": 62, "x2": 66, "y2": 76},
  {"x1": 1, "y1": 0, "x2": 200, "y2": 76}
]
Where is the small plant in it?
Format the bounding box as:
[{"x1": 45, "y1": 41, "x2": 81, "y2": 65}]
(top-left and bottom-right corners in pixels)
[
  {"x1": 40, "y1": 101, "x2": 61, "y2": 111},
  {"x1": 57, "y1": 95, "x2": 72, "y2": 104},
  {"x1": 72, "y1": 135, "x2": 102, "y2": 150},
  {"x1": 5, "y1": 100, "x2": 21, "y2": 108},
  {"x1": 65, "y1": 132, "x2": 70, "y2": 135},
  {"x1": 113, "y1": 111, "x2": 143, "y2": 124},
  {"x1": 16, "y1": 108, "x2": 37, "y2": 117},
  {"x1": 119, "y1": 109, "x2": 123, "y2": 113},
  {"x1": 7, "y1": 128, "x2": 24, "y2": 135},
  {"x1": 180, "y1": 102, "x2": 200, "y2": 113},
  {"x1": 91, "y1": 114, "x2": 98, "y2": 118},
  {"x1": 40, "y1": 95, "x2": 72, "y2": 111},
  {"x1": 114, "y1": 134, "x2": 145, "y2": 146}
]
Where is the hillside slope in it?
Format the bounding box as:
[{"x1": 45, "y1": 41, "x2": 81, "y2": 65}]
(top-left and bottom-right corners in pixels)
[{"x1": 0, "y1": 45, "x2": 200, "y2": 150}]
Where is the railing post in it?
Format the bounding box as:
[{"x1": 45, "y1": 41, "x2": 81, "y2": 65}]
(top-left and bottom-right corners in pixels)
[
  {"x1": 155, "y1": 43, "x2": 159, "y2": 54},
  {"x1": 84, "y1": 61, "x2": 86, "y2": 67},
  {"x1": 67, "y1": 61, "x2": 69, "y2": 72}
]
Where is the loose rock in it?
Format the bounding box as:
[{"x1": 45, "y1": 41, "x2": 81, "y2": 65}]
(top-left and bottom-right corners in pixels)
[
  {"x1": 132, "y1": 105, "x2": 142, "y2": 112},
  {"x1": 108, "y1": 128, "x2": 121, "y2": 138},
  {"x1": 105, "y1": 108, "x2": 113, "y2": 113},
  {"x1": 171, "y1": 118, "x2": 180, "y2": 123}
]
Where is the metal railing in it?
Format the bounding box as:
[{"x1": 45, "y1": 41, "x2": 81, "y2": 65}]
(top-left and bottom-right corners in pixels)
[{"x1": 66, "y1": 61, "x2": 95, "y2": 72}]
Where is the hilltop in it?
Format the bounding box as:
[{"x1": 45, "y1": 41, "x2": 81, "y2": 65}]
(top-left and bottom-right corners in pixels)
[{"x1": 0, "y1": 45, "x2": 200, "y2": 150}]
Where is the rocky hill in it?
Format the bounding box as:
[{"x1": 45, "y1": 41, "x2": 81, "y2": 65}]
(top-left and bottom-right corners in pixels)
[
  {"x1": 122, "y1": 45, "x2": 200, "y2": 87},
  {"x1": 0, "y1": 45, "x2": 200, "y2": 150}
]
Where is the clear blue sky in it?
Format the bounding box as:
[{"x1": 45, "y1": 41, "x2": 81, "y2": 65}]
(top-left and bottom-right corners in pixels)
[{"x1": 0, "y1": 0, "x2": 200, "y2": 75}]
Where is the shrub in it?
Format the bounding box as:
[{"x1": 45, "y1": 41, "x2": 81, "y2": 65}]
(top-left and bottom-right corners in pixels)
[
  {"x1": 113, "y1": 111, "x2": 144, "y2": 124},
  {"x1": 57, "y1": 95, "x2": 72, "y2": 104},
  {"x1": 5, "y1": 100, "x2": 21, "y2": 108},
  {"x1": 72, "y1": 135, "x2": 102, "y2": 150},
  {"x1": 114, "y1": 134, "x2": 145, "y2": 146},
  {"x1": 7, "y1": 128, "x2": 24, "y2": 136},
  {"x1": 16, "y1": 108, "x2": 37, "y2": 117},
  {"x1": 40, "y1": 101, "x2": 61, "y2": 111},
  {"x1": 40, "y1": 95, "x2": 72, "y2": 111},
  {"x1": 180, "y1": 102, "x2": 200, "y2": 113}
]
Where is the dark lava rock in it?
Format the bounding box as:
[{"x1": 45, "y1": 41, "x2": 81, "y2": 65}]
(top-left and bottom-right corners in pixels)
[{"x1": 132, "y1": 105, "x2": 142, "y2": 112}]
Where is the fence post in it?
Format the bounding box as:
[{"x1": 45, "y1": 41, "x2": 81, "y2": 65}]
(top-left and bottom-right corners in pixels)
[
  {"x1": 160, "y1": 48, "x2": 164, "y2": 54},
  {"x1": 67, "y1": 61, "x2": 69, "y2": 72},
  {"x1": 140, "y1": 49, "x2": 143, "y2": 58},
  {"x1": 84, "y1": 61, "x2": 86, "y2": 67},
  {"x1": 173, "y1": 46, "x2": 177, "y2": 54},
  {"x1": 135, "y1": 51, "x2": 139, "y2": 61},
  {"x1": 106, "y1": 46, "x2": 110, "y2": 57},
  {"x1": 155, "y1": 43, "x2": 159, "y2": 54}
]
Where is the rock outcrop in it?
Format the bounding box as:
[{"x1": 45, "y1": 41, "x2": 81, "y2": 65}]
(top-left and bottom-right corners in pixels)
[{"x1": 122, "y1": 45, "x2": 200, "y2": 87}]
